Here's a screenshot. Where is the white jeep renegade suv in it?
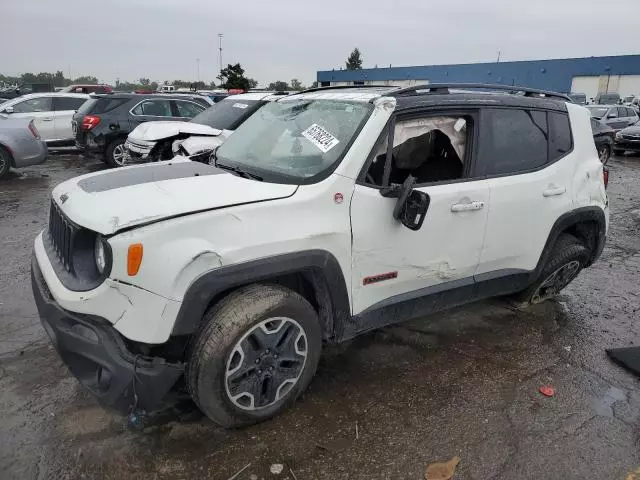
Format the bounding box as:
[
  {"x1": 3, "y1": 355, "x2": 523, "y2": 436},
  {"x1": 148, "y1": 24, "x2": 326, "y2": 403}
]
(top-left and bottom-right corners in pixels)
[{"x1": 31, "y1": 84, "x2": 608, "y2": 427}]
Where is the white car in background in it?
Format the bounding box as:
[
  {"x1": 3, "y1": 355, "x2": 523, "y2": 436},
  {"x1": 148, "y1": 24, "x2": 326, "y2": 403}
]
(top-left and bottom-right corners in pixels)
[
  {"x1": 124, "y1": 92, "x2": 288, "y2": 164},
  {"x1": 0, "y1": 93, "x2": 89, "y2": 147}
]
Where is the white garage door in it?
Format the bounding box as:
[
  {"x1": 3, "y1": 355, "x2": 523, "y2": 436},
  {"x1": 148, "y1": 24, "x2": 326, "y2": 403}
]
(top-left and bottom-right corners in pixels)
[
  {"x1": 618, "y1": 76, "x2": 640, "y2": 97},
  {"x1": 571, "y1": 76, "x2": 600, "y2": 100}
]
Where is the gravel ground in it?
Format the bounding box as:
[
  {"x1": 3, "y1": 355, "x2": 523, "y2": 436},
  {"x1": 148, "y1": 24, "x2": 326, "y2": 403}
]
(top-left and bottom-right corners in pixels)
[{"x1": 0, "y1": 152, "x2": 638, "y2": 480}]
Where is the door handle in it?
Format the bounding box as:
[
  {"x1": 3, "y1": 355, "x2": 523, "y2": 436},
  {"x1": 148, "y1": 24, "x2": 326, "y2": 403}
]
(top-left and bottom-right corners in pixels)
[
  {"x1": 42, "y1": 117, "x2": 53, "y2": 121},
  {"x1": 451, "y1": 201, "x2": 485, "y2": 212},
  {"x1": 543, "y1": 185, "x2": 566, "y2": 197}
]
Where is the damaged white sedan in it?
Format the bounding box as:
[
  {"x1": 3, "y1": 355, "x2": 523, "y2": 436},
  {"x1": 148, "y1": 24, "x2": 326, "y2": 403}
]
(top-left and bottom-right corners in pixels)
[{"x1": 124, "y1": 92, "x2": 288, "y2": 164}]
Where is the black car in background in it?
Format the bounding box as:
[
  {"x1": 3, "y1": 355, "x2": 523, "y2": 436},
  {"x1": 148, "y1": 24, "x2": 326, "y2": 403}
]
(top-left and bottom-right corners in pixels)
[
  {"x1": 590, "y1": 118, "x2": 615, "y2": 164},
  {"x1": 613, "y1": 120, "x2": 640, "y2": 156},
  {"x1": 73, "y1": 93, "x2": 210, "y2": 166}
]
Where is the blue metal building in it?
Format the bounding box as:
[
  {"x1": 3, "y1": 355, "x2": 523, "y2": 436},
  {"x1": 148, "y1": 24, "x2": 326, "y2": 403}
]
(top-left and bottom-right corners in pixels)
[{"x1": 317, "y1": 55, "x2": 640, "y2": 98}]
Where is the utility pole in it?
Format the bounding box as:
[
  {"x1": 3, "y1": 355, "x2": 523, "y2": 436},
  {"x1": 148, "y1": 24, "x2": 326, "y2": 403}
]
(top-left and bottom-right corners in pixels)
[
  {"x1": 218, "y1": 33, "x2": 224, "y2": 81},
  {"x1": 496, "y1": 50, "x2": 501, "y2": 63},
  {"x1": 196, "y1": 57, "x2": 200, "y2": 83}
]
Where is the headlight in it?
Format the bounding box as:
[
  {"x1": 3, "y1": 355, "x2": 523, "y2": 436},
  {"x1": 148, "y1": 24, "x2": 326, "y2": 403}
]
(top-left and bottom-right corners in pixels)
[
  {"x1": 616, "y1": 131, "x2": 622, "y2": 139},
  {"x1": 95, "y1": 235, "x2": 106, "y2": 274}
]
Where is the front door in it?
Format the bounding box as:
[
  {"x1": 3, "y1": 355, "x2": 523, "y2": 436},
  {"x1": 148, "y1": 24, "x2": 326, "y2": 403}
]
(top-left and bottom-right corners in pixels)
[{"x1": 350, "y1": 111, "x2": 489, "y2": 316}]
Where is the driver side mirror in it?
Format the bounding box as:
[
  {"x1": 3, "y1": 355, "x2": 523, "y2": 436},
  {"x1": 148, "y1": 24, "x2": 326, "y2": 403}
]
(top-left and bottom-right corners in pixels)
[
  {"x1": 3, "y1": 106, "x2": 14, "y2": 114},
  {"x1": 380, "y1": 175, "x2": 430, "y2": 231}
]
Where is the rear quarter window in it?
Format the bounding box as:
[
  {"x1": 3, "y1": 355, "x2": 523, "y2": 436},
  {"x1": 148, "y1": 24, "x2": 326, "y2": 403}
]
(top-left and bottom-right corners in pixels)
[
  {"x1": 77, "y1": 97, "x2": 129, "y2": 115},
  {"x1": 548, "y1": 112, "x2": 572, "y2": 162}
]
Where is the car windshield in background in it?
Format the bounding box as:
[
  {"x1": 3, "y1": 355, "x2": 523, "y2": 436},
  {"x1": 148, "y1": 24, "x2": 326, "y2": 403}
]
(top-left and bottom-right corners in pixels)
[
  {"x1": 215, "y1": 99, "x2": 373, "y2": 184},
  {"x1": 587, "y1": 107, "x2": 608, "y2": 119},
  {"x1": 190, "y1": 99, "x2": 262, "y2": 130},
  {"x1": 77, "y1": 97, "x2": 129, "y2": 115}
]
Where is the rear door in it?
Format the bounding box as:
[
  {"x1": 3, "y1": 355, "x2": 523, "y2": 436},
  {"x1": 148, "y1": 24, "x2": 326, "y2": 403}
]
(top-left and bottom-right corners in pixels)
[
  {"x1": 129, "y1": 98, "x2": 175, "y2": 127},
  {"x1": 476, "y1": 107, "x2": 574, "y2": 276},
  {"x1": 624, "y1": 107, "x2": 638, "y2": 127},
  {"x1": 53, "y1": 95, "x2": 88, "y2": 141},
  {"x1": 9, "y1": 96, "x2": 55, "y2": 140}
]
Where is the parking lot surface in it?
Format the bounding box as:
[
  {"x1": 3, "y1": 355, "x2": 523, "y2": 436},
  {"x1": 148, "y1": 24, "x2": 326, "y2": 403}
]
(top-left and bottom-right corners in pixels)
[{"x1": 1, "y1": 153, "x2": 639, "y2": 480}]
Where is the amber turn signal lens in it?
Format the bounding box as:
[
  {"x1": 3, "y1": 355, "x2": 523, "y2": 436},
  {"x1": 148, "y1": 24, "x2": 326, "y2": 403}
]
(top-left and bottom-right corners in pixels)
[{"x1": 127, "y1": 243, "x2": 143, "y2": 276}]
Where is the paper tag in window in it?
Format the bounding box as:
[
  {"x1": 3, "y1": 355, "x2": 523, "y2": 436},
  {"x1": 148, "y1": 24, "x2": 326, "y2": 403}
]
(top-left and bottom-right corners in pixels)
[
  {"x1": 454, "y1": 118, "x2": 466, "y2": 132},
  {"x1": 301, "y1": 124, "x2": 340, "y2": 153},
  {"x1": 233, "y1": 103, "x2": 249, "y2": 109}
]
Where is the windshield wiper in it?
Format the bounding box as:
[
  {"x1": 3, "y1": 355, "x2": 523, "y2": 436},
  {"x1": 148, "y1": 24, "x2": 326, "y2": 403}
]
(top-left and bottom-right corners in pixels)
[{"x1": 215, "y1": 162, "x2": 263, "y2": 181}]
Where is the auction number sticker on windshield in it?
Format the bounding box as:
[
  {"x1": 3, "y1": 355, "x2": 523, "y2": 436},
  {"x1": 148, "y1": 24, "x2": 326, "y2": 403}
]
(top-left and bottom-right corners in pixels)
[
  {"x1": 233, "y1": 103, "x2": 249, "y2": 109},
  {"x1": 301, "y1": 124, "x2": 340, "y2": 153}
]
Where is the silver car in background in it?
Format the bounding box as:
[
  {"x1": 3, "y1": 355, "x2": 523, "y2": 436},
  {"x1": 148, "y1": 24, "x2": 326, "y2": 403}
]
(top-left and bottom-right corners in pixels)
[{"x1": 0, "y1": 114, "x2": 47, "y2": 178}]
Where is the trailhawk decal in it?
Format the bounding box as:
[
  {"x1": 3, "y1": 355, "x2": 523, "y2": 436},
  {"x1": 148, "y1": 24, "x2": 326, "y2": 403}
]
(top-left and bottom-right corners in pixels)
[
  {"x1": 363, "y1": 271, "x2": 398, "y2": 286},
  {"x1": 301, "y1": 124, "x2": 340, "y2": 153}
]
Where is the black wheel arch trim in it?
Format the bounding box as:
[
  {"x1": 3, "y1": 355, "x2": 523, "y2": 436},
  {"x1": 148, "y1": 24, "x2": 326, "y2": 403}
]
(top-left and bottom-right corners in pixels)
[
  {"x1": 171, "y1": 250, "x2": 352, "y2": 341},
  {"x1": 535, "y1": 206, "x2": 606, "y2": 275}
]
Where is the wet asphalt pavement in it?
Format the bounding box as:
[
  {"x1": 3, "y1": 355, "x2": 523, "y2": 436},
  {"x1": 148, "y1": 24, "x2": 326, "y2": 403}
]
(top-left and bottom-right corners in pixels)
[{"x1": 0, "y1": 152, "x2": 639, "y2": 480}]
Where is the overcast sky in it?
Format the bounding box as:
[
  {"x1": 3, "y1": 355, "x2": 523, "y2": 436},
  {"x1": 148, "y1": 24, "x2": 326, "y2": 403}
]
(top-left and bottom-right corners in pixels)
[{"x1": 4, "y1": 0, "x2": 640, "y2": 87}]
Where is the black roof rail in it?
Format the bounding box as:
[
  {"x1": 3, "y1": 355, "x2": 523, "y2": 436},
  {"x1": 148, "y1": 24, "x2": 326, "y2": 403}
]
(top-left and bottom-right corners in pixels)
[
  {"x1": 297, "y1": 84, "x2": 398, "y2": 94},
  {"x1": 391, "y1": 83, "x2": 572, "y2": 102}
]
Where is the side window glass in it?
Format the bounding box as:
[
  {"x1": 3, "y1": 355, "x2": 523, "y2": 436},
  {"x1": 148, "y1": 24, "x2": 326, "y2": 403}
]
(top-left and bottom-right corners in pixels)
[
  {"x1": 616, "y1": 107, "x2": 626, "y2": 117},
  {"x1": 54, "y1": 97, "x2": 86, "y2": 111},
  {"x1": 365, "y1": 115, "x2": 468, "y2": 186},
  {"x1": 175, "y1": 101, "x2": 204, "y2": 118},
  {"x1": 12, "y1": 97, "x2": 53, "y2": 113},
  {"x1": 481, "y1": 109, "x2": 547, "y2": 176},
  {"x1": 132, "y1": 100, "x2": 172, "y2": 116},
  {"x1": 548, "y1": 112, "x2": 572, "y2": 161}
]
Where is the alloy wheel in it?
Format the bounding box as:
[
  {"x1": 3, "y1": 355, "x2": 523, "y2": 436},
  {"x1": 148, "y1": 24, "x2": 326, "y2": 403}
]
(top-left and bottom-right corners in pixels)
[
  {"x1": 531, "y1": 260, "x2": 580, "y2": 304},
  {"x1": 112, "y1": 144, "x2": 126, "y2": 166},
  {"x1": 224, "y1": 317, "x2": 308, "y2": 411}
]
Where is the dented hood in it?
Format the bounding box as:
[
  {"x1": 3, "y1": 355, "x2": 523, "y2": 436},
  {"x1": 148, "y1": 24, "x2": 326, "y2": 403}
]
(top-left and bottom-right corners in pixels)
[
  {"x1": 128, "y1": 121, "x2": 222, "y2": 142},
  {"x1": 52, "y1": 159, "x2": 297, "y2": 235}
]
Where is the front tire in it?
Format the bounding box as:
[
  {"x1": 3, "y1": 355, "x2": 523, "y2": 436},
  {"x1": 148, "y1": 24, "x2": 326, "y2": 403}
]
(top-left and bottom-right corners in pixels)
[
  {"x1": 512, "y1": 234, "x2": 590, "y2": 307},
  {"x1": 104, "y1": 138, "x2": 126, "y2": 167},
  {"x1": 187, "y1": 284, "x2": 322, "y2": 428}
]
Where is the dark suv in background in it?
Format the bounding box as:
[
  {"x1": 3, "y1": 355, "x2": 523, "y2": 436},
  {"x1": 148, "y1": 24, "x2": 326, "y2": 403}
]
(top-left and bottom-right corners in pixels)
[{"x1": 73, "y1": 93, "x2": 210, "y2": 166}]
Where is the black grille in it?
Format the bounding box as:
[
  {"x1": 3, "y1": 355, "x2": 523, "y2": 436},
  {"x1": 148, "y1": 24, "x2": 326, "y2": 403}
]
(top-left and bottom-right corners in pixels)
[
  {"x1": 622, "y1": 134, "x2": 640, "y2": 140},
  {"x1": 48, "y1": 201, "x2": 78, "y2": 273}
]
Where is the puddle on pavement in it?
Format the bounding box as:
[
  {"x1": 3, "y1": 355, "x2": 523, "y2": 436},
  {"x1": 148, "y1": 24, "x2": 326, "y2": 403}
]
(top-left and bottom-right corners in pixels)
[{"x1": 591, "y1": 386, "x2": 627, "y2": 418}]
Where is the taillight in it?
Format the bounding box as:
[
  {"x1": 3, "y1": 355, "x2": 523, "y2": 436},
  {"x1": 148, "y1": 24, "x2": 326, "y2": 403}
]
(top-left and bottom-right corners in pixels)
[
  {"x1": 81, "y1": 115, "x2": 101, "y2": 130},
  {"x1": 603, "y1": 166, "x2": 609, "y2": 189},
  {"x1": 28, "y1": 120, "x2": 40, "y2": 139}
]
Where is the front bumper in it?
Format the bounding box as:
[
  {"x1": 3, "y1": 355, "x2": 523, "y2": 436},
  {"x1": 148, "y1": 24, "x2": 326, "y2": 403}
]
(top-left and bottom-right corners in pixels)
[
  {"x1": 614, "y1": 137, "x2": 640, "y2": 152},
  {"x1": 31, "y1": 256, "x2": 184, "y2": 414}
]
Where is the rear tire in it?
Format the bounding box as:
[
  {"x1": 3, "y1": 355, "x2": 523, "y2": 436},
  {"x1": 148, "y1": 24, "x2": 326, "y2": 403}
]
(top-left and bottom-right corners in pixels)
[
  {"x1": 186, "y1": 284, "x2": 322, "y2": 428},
  {"x1": 511, "y1": 234, "x2": 590, "y2": 307},
  {"x1": 104, "y1": 138, "x2": 126, "y2": 167},
  {"x1": 598, "y1": 145, "x2": 610, "y2": 165},
  {"x1": 0, "y1": 146, "x2": 12, "y2": 179}
]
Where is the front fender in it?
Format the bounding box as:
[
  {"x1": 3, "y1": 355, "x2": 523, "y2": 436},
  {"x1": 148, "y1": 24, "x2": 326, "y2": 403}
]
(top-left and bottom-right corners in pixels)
[{"x1": 171, "y1": 250, "x2": 352, "y2": 339}]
